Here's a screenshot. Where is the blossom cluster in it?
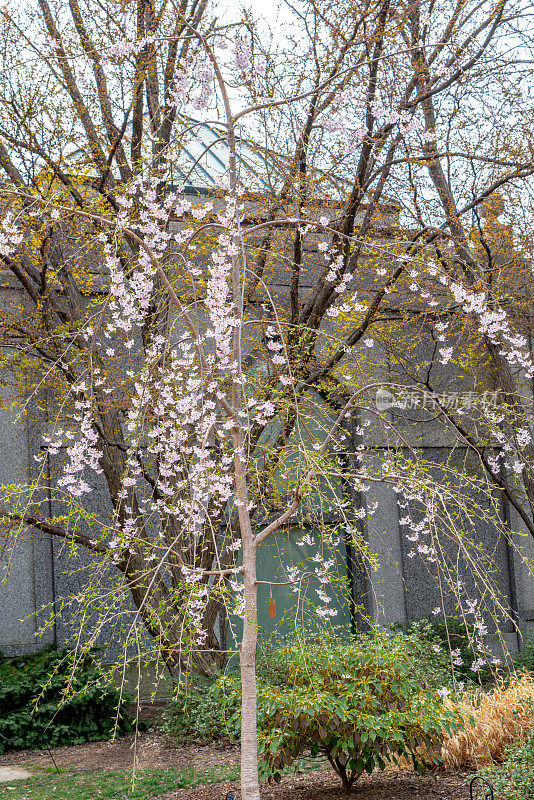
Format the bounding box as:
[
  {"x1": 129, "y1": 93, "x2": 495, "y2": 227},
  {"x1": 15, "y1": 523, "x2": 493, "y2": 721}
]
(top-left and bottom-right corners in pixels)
[{"x1": 0, "y1": 211, "x2": 23, "y2": 257}]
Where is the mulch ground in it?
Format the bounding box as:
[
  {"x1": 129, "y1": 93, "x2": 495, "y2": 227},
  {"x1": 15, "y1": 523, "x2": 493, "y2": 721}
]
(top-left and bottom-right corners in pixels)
[
  {"x1": 0, "y1": 733, "x2": 238, "y2": 773},
  {"x1": 0, "y1": 703, "x2": 238, "y2": 773},
  {"x1": 159, "y1": 770, "x2": 472, "y2": 800}
]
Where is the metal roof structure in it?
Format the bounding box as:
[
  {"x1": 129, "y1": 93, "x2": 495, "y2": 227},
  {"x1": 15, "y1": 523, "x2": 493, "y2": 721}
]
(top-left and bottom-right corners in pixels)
[
  {"x1": 170, "y1": 116, "x2": 271, "y2": 195},
  {"x1": 66, "y1": 115, "x2": 271, "y2": 195}
]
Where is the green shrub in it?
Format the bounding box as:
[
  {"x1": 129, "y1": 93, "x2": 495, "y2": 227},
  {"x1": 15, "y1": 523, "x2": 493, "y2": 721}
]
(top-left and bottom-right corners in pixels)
[
  {"x1": 0, "y1": 647, "x2": 134, "y2": 753},
  {"x1": 516, "y1": 637, "x2": 534, "y2": 674},
  {"x1": 220, "y1": 630, "x2": 461, "y2": 792},
  {"x1": 165, "y1": 672, "x2": 239, "y2": 744},
  {"x1": 165, "y1": 625, "x2": 465, "y2": 765},
  {"x1": 164, "y1": 644, "x2": 291, "y2": 745},
  {"x1": 388, "y1": 620, "x2": 457, "y2": 691},
  {"x1": 395, "y1": 617, "x2": 486, "y2": 686},
  {"x1": 481, "y1": 728, "x2": 534, "y2": 800}
]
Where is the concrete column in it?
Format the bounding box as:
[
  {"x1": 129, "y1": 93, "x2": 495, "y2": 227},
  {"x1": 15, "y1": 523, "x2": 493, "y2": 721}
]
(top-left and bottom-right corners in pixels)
[
  {"x1": 0, "y1": 375, "x2": 55, "y2": 655},
  {"x1": 364, "y1": 453, "x2": 407, "y2": 627}
]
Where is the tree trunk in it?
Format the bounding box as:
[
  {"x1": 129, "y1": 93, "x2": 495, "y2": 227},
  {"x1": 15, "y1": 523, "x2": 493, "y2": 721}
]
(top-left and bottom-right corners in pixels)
[
  {"x1": 233, "y1": 429, "x2": 261, "y2": 800},
  {"x1": 240, "y1": 537, "x2": 260, "y2": 800}
]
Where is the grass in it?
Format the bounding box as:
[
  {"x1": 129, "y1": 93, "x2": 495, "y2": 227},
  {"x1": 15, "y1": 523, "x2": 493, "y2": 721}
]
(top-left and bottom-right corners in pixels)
[
  {"x1": 0, "y1": 764, "x2": 240, "y2": 800},
  {"x1": 441, "y1": 672, "x2": 534, "y2": 769}
]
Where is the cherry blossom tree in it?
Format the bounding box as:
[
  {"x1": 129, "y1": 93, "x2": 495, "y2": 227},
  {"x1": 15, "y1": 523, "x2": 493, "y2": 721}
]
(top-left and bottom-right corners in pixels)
[{"x1": 0, "y1": 1, "x2": 534, "y2": 798}]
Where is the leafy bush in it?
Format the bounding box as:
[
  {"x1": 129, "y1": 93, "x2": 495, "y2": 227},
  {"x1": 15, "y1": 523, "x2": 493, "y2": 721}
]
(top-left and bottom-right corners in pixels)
[
  {"x1": 165, "y1": 672, "x2": 240, "y2": 744},
  {"x1": 394, "y1": 617, "x2": 484, "y2": 686},
  {"x1": 389, "y1": 620, "x2": 458, "y2": 691},
  {"x1": 481, "y1": 728, "x2": 534, "y2": 800},
  {"x1": 516, "y1": 637, "x2": 534, "y2": 673},
  {"x1": 220, "y1": 631, "x2": 461, "y2": 792},
  {"x1": 0, "y1": 647, "x2": 134, "y2": 753},
  {"x1": 164, "y1": 644, "x2": 290, "y2": 744}
]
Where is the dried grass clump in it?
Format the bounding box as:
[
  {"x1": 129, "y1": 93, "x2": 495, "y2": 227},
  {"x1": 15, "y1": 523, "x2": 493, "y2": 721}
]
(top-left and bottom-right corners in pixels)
[{"x1": 441, "y1": 673, "x2": 534, "y2": 769}]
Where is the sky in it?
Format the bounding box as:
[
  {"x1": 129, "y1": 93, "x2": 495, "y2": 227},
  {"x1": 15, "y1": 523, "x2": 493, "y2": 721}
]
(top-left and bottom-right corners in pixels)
[{"x1": 218, "y1": 0, "x2": 289, "y2": 37}]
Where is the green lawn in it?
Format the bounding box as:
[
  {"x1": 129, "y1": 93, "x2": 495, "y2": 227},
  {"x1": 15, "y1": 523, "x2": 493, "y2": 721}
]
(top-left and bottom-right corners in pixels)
[{"x1": 0, "y1": 764, "x2": 240, "y2": 800}]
